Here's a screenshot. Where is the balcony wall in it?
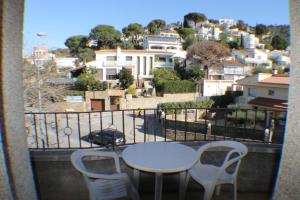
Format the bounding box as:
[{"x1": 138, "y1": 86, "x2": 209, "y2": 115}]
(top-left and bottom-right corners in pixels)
[{"x1": 30, "y1": 142, "x2": 281, "y2": 200}]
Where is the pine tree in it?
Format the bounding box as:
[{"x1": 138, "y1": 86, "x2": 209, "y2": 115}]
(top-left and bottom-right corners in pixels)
[{"x1": 240, "y1": 35, "x2": 244, "y2": 49}]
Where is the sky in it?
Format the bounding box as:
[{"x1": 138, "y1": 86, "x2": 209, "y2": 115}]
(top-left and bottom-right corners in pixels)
[{"x1": 24, "y1": 0, "x2": 289, "y2": 55}]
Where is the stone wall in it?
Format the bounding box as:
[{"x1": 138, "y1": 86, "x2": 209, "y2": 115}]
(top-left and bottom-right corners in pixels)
[
  {"x1": 120, "y1": 93, "x2": 196, "y2": 109},
  {"x1": 30, "y1": 143, "x2": 281, "y2": 200}
]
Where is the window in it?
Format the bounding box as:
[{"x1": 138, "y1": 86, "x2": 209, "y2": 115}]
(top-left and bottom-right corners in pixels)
[
  {"x1": 169, "y1": 58, "x2": 173, "y2": 63},
  {"x1": 248, "y1": 88, "x2": 256, "y2": 97},
  {"x1": 150, "y1": 57, "x2": 153, "y2": 71},
  {"x1": 157, "y1": 57, "x2": 166, "y2": 62},
  {"x1": 106, "y1": 56, "x2": 117, "y2": 61},
  {"x1": 137, "y1": 56, "x2": 140, "y2": 75},
  {"x1": 268, "y1": 89, "x2": 275, "y2": 96},
  {"x1": 126, "y1": 56, "x2": 132, "y2": 61},
  {"x1": 143, "y1": 56, "x2": 147, "y2": 75}
]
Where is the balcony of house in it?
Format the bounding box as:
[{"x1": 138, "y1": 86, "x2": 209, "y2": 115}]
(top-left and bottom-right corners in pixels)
[
  {"x1": 154, "y1": 56, "x2": 174, "y2": 69},
  {"x1": 26, "y1": 107, "x2": 285, "y2": 200}
]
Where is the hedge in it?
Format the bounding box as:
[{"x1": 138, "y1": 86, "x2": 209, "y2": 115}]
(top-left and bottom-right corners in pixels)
[
  {"x1": 159, "y1": 100, "x2": 214, "y2": 115},
  {"x1": 155, "y1": 80, "x2": 196, "y2": 94}
]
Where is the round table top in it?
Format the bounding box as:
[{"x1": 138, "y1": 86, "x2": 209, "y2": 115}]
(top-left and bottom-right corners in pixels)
[{"x1": 122, "y1": 142, "x2": 198, "y2": 173}]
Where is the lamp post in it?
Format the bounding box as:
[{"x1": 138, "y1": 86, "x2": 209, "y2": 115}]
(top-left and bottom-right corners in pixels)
[{"x1": 35, "y1": 32, "x2": 47, "y2": 148}]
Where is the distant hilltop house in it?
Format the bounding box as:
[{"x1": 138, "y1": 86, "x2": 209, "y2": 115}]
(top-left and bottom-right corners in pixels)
[
  {"x1": 268, "y1": 50, "x2": 291, "y2": 67},
  {"x1": 143, "y1": 31, "x2": 186, "y2": 59},
  {"x1": 233, "y1": 49, "x2": 272, "y2": 67},
  {"x1": 85, "y1": 46, "x2": 175, "y2": 81},
  {"x1": 218, "y1": 18, "x2": 236, "y2": 29},
  {"x1": 236, "y1": 73, "x2": 289, "y2": 111},
  {"x1": 54, "y1": 57, "x2": 77, "y2": 71}
]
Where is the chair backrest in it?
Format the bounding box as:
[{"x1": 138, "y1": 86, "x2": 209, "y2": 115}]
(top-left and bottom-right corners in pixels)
[
  {"x1": 71, "y1": 150, "x2": 121, "y2": 181},
  {"x1": 197, "y1": 141, "x2": 248, "y2": 178}
]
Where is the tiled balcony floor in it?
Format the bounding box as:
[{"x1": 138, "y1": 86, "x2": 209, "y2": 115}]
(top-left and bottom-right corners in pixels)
[{"x1": 141, "y1": 191, "x2": 269, "y2": 200}]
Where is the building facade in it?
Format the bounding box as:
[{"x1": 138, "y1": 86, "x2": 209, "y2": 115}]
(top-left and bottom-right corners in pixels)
[
  {"x1": 85, "y1": 47, "x2": 175, "y2": 81},
  {"x1": 236, "y1": 73, "x2": 289, "y2": 111}
]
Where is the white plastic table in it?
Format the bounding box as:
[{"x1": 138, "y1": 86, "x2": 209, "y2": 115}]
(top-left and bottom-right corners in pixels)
[{"x1": 122, "y1": 142, "x2": 198, "y2": 200}]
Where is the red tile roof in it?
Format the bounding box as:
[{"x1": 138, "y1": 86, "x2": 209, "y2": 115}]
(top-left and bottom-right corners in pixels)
[
  {"x1": 248, "y1": 97, "x2": 288, "y2": 111},
  {"x1": 259, "y1": 76, "x2": 289, "y2": 85}
]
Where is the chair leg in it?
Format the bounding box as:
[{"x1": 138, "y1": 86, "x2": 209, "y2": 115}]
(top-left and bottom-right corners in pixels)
[
  {"x1": 203, "y1": 185, "x2": 215, "y2": 200},
  {"x1": 233, "y1": 180, "x2": 237, "y2": 200},
  {"x1": 183, "y1": 173, "x2": 190, "y2": 195},
  {"x1": 216, "y1": 185, "x2": 221, "y2": 196}
]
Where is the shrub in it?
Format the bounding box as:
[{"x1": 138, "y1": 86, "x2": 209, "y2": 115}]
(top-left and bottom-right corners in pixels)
[
  {"x1": 160, "y1": 100, "x2": 214, "y2": 115},
  {"x1": 118, "y1": 68, "x2": 134, "y2": 89},
  {"x1": 155, "y1": 80, "x2": 196, "y2": 94},
  {"x1": 75, "y1": 72, "x2": 108, "y2": 91},
  {"x1": 210, "y1": 91, "x2": 243, "y2": 108},
  {"x1": 127, "y1": 87, "x2": 137, "y2": 96}
]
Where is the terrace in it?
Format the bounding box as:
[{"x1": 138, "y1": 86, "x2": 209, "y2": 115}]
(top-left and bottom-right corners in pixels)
[{"x1": 1, "y1": 1, "x2": 299, "y2": 200}]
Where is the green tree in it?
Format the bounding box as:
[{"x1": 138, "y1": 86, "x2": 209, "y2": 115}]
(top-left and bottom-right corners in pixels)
[
  {"x1": 122, "y1": 23, "x2": 144, "y2": 45},
  {"x1": 185, "y1": 65, "x2": 205, "y2": 81},
  {"x1": 240, "y1": 35, "x2": 244, "y2": 49},
  {"x1": 176, "y1": 27, "x2": 195, "y2": 40},
  {"x1": 147, "y1": 19, "x2": 166, "y2": 34},
  {"x1": 271, "y1": 35, "x2": 288, "y2": 50},
  {"x1": 182, "y1": 34, "x2": 203, "y2": 50},
  {"x1": 117, "y1": 68, "x2": 134, "y2": 89},
  {"x1": 255, "y1": 24, "x2": 268, "y2": 36},
  {"x1": 75, "y1": 69, "x2": 107, "y2": 91},
  {"x1": 77, "y1": 47, "x2": 95, "y2": 62},
  {"x1": 183, "y1": 12, "x2": 207, "y2": 30},
  {"x1": 227, "y1": 41, "x2": 240, "y2": 49},
  {"x1": 89, "y1": 25, "x2": 121, "y2": 49},
  {"x1": 65, "y1": 35, "x2": 88, "y2": 55},
  {"x1": 219, "y1": 32, "x2": 229, "y2": 46},
  {"x1": 236, "y1": 20, "x2": 248, "y2": 31}
]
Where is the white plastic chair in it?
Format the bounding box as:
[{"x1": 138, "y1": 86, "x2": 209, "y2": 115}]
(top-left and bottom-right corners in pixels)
[
  {"x1": 184, "y1": 141, "x2": 248, "y2": 200},
  {"x1": 71, "y1": 150, "x2": 139, "y2": 200}
]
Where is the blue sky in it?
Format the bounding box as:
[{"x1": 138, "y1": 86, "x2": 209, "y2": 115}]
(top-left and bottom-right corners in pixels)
[{"x1": 24, "y1": 0, "x2": 289, "y2": 55}]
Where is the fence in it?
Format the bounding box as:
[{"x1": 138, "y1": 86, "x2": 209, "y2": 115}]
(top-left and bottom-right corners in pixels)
[{"x1": 24, "y1": 108, "x2": 287, "y2": 150}]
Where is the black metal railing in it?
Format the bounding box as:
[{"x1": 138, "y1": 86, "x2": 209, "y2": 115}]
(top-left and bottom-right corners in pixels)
[{"x1": 24, "y1": 108, "x2": 287, "y2": 150}]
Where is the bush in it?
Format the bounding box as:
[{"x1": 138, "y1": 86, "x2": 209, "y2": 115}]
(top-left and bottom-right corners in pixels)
[
  {"x1": 155, "y1": 80, "x2": 196, "y2": 94},
  {"x1": 210, "y1": 91, "x2": 243, "y2": 108},
  {"x1": 127, "y1": 87, "x2": 137, "y2": 96},
  {"x1": 75, "y1": 72, "x2": 108, "y2": 91},
  {"x1": 160, "y1": 100, "x2": 214, "y2": 115},
  {"x1": 118, "y1": 68, "x2": 134, "y2": 89}
]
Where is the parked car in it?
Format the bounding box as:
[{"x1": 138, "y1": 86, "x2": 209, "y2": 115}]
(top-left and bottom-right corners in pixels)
[{"x1": 83, "y1": 128, "x2": 124, "y2": 146}]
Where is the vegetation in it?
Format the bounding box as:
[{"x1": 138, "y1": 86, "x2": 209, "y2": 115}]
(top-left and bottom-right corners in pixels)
[
  {"x1": 252, "y1": 65, "x2": 273, "y2": 74},
  {"x1": 117, "y1": 68, "x2": 134, "y2": 89},
  {"x1": 155, "y1": 80, "x2": 196, "y2": 94},
  {"x1": 185, "y1": 65, "x2": 205, "y2": 81},
  {"x1": 236, "y1": 20, "x2": 248, "y2": 31},
  {"x1": 255, "y1": 24, "x2": 268, "y2": 36},
  {"x1": 160, "y1": 100, "x2": 214, "y2": 115},
  {"x1": 122, "y1": 23, "x2": 144, "y2": 47},
  {"x1": 183, "y1": 12, "x2": 207, "y2": 30},
  {"x1": 187, "y1": 41, "x2": 231, "y2": 73},
  {"x1": 75, "y1": 69, "x2": 108, "y2": 91},
  {"x1": 182, "y1": 34, "x2": 203, "y2": 50},
  {"x1": 89, "y1": 25, "x2": 121, "y2": 49},
  {"x1": 271, "y1": 35, "x2": 288, "y2": 50},
  {"x1": 65, "y1": 35, "x2": 95, "y2": 62},
  {"x1": 176, "y1": 27, "x2": 195, "y2": 40},
  {"x1": 126, "y1": 87, "x2": 137, "y2": 96},
  {"x1": 147, "y1": 19, "x2": 166, "y2": 34}
]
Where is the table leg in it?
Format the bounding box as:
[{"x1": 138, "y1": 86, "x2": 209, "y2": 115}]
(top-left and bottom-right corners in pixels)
[
  {"x1": 133, "y1": 169, "x2": 140, "y2": 190},
  {"x1": 155, "y1": 173, "x2": 163, "y2": 200},
  {"x1": 179, "y1": 171, "x2": 187, "y2": 200}
]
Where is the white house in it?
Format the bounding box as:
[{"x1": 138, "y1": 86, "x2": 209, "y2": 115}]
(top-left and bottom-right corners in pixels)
[
  {"x1": 198, "y1": 26, "x2": 221, "y2": 40},
  {"x1": 268, "y1": 50, "x2": 291, "y2": 67},
  {"x1": 54, "y1": 57, "x2": 77, "y2": 70},
  {"x1": 143, "y1": 32, "x2": 186, "y2": 58},
  {"x1": 85, "y1": 47, "x2": 175, "y2": 81},
  {"x1": 202, "y1": 61, "x2": 247, "y2": 96},
  {"x1": 233, "y1": 49, "x2": 271, "y2": 67},
  {"x1": 219, "y1": 18, "x2": 236, "y2": 28}
]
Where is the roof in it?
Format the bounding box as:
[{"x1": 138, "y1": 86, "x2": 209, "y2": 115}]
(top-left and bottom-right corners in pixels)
[
  {"x1": 248, "y1": 97, "x2": 288, "y2": 111},
  {"x1": 259, "y1": 76, "x2": 289, "y2": 85},
  {"x1": 95, "y1": 49, "x2": 175, "y2": 55},
  {"x1": 223, "y1": 60, "x2": 244, "y2": 66}
]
